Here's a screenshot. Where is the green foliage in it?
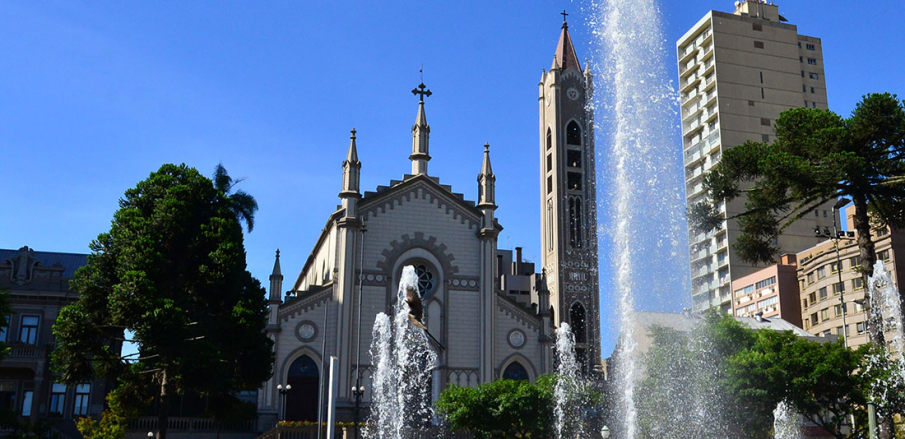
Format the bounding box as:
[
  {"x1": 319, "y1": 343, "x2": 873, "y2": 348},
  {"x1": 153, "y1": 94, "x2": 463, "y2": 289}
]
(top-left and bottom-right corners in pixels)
[
  {"x1": 692, "y1": 93, "x2": 905, "y2": 269},
  {"x1": 51, "y1": 163, "x2": 274, "y2": 432},
  {"x1": 213, "y1": 163, "x2": 259, "y2": 233},
  {"x1": 636, "y1": 310, "x2": 760, "y2": 439},
  {"x1": 76, "y1": 387, "x2": 143, "y2": 439},
  {"x1": 436, "y1": 377, "x2": 557, "y2": 438}
]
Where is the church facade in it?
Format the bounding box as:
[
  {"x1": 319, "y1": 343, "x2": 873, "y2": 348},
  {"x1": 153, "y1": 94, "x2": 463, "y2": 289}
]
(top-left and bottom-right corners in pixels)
[{"x1": 257, "y1": 18, "x2": 600, "y2": 426}]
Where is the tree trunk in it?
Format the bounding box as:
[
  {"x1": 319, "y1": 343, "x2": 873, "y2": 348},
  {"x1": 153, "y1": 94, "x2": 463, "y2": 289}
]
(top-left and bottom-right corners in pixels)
[
  {"x1": 158, "y1": 369, "x2": 170, "y2": 439},
  {"x1": 852, "y1": 195, "x2": 883, "y2": 345}
]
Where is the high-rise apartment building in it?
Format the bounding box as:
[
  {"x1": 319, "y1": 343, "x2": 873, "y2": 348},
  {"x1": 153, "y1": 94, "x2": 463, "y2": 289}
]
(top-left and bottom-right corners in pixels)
[{"x1": 678, "y1": 1, "x2": 836, "y2": 312}]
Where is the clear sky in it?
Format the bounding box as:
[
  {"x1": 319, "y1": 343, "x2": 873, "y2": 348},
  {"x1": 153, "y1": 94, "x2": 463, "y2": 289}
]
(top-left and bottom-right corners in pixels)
[{"x1": 2, "y1": 1, "x2": 902, "y2": 359}]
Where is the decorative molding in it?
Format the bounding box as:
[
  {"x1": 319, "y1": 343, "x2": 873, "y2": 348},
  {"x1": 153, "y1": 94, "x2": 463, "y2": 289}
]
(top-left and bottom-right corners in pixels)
[
  {"x1": 280, "y1": 288, "x2": 331, "y2": 322},
  {"x1": 448, "y1": 276, "x2": 480, "y2": 291},
  {"x1": 294, "y1": 320, "x2": 318, "y2": 342},
  {"x1": 361, "y1": 179, "x2": 480, "y2": 230},
  {"x1": 360, "y1": 270, "x2": 389, "y2": 286},
  {"x1": 496, "y1": 296, "x2": 540, "y2": 332},
  {"x1": 376, "y1": 232, "x2": 459, "y2": 278},
  {"x1": 507, "y1": 329, "x2": 526, "y2": 349}
]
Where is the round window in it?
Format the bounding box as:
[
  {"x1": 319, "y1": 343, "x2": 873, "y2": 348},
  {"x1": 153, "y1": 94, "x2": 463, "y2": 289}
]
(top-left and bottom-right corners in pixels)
[{"x1": 414, "y1": 264, "x2": 434, "y2": 297}]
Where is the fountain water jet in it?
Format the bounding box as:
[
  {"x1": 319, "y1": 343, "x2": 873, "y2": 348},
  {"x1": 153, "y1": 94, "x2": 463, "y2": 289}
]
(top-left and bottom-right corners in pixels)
[
  {"x1": 866, "y1": 261, "x2": 905, "y2": 415},
  {"x1": 773, "y1": 400, "x2": 802, "y2": 439},
  {"x1": 366, "y1": 266, "x2": 438, "y2": 439},
  {"x1": 586, "y1": 0, "x2": 687, "y2": 436},
  {"x1": 554, "y1": 323, "x2": 590, "y2": 439}
]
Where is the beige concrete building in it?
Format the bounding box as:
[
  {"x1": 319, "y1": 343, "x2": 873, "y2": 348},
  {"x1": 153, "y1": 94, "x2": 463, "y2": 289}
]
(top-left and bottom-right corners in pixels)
[
  {"x1": 678, "y1": 1, "x2": 836, "y2": 312},
  {"x1": 732, "y1": 254, "x2": 802, "y2": 328},
  {"x1": 797, "y1": 210, "x2": 905, "y2": 350}
]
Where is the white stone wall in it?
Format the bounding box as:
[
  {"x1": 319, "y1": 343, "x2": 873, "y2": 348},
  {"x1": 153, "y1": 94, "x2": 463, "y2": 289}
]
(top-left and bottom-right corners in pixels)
[
  {"x1": 447, "y1": 289, "x2": 481, "y2": 369},
  {"x1": 494, "y1": 297, "x2": 542, "y2": 380},
  {"x1": 297, "y1": 226, "x2": 337, "y2": 291}
]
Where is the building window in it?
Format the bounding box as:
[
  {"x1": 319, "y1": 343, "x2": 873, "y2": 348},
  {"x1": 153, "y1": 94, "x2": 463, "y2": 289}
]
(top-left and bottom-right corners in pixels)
[
  {"x1": 748, "y1": 100, "x2": 755, "y2": 106},
  {"x1": 820, "y1": 309, "x2": 829, "y2": 321},
  {"x1": 19, "y1": 316, "x2": 39, "y2": 345},
  {"x1": 566, "y1": 121, "x2": 581, "y2": 145},
  {"x1": 754, "y1": 41, "x2": 764, "y2": 49},
  {"x1": 803, "y1": 84, "x2": 807, "y2": 92},
  {"x1": 811, "y1": 87, "x2": 815, "y2": 94},
  {"x1": 810, "y1": 313, "x2": 818, "y2": 326},
  {"x1": 546, "y1": 128, "x2": 552, "y2": 151},
  {"x1": 830, "y1": 262, "x2": 840, "y2": 273},
  {"x1": 857, "y1": 322, "x2": 866, "y2": 334},
  {"x1": 546, "y1": 154, "x2": 552, "y2": 172},
  {"x1": 570, "y1": 302, "x2": 587, "y2": 343},
  {"x1": 502, "y1": 362, "x2": 529, "y2": 381},
  {"x1": 853, "y1": 277, "x2": 864, "y2": 290},
  {"x1": 876, "y1": 228, "x2": 889, "y2": 237},
  {"x1": 806, "y1": 43, "x2": 816, "y2": 50},
  {"x1": 807, "y1": 272, "x2": 816, "y2": 284},
  {"x1": 817, "y1": 266, "x2": 826, "y2": 279},
  {"x1": 21, "y1": 391, "x2": 33, "y2": 417},
  {"x1": 568, "y1": 196, "x2": 583, "y2": 249},
  {"x1": 760, "y1": 118, "x2": 771, "y2": 126},
  {"x1": 762, "y1": 134, "x2": 769, "y2": 143},
  {"x1": 413, "y1": 264, "x2": 434, "y2": 297},
  {"x1": 566, "y1": 150, "x2": 582, "y2": 168},
  {"x1": 801, "y1": 70, "x2": 805, "y2": 78},
  {"x1": 809, "y1": 72, "x2": 819, "y2": 79},
  {"x1": 802, "y1": 299, "x2": 808, "y2": 309},
  {"x1": 823, "y1": 210, "x2": 828, "y2": 217},
  {"x1": 833, "y1": 282, "x2": 845, "y2": 295},
  {"x1": 879, "y1": 249, "x2": 891, "y2": 261},
  {"x1": 73, "y1": 384, "x2": 90, "y2": 416},
  {"x1": 547, "y1": 176, "x2": 553, "y2": 194},
  {"x1": 800, "y1": 56, "x2": 803, "y2": 63},
  {"x1": 546, "y1": 200, "x2": 554, "y2": 251},
  {"x1": 49, "y1": 383, "x2": 66, "y2": 416},
  {"x1": 834, "y1": 305, "x2": 843, "y2": 316},
  {"x1": 807, "y1": 58, "x2": 817, "y2": 65},
  {"x1": 850, "y1": 256, "x2": 862, "y2": 269},
  {"x1": 567, "y1": 172, "x2": 582, "y2": 190},
  {"x1": 0, "y1": 314, "x2": 8, "y2": 343},
  {"x1": 812, "y1": 102, "x2": 817, "y2": 108},
  {"x1": 761, "y1": 88, "x2": 765, "y2": 99},
  {"x1": 753, "y1": 23, "x2": 762, "y2": 31},
  {"x1": 819, "y1": 287, "x2": 828, "y2": 300}
]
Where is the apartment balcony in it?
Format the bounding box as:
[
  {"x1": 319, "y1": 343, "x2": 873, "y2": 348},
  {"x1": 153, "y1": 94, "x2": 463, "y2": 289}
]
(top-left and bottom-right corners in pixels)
[
  {"x1": 685, "y1": 166, "x2": 703, "y2": 182},
  {"x1": 686, "y1": 182, "x2": 705, "y2": 198},
  {"x1": 680, "y1": 76, "x2": 702, "y2": 95},
  {"x1": 684, "y1": 146, "x2": 704, "y2": 166}
]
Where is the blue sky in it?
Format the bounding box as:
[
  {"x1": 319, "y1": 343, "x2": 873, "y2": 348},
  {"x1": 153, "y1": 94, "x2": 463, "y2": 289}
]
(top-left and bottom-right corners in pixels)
[{"x1": 2, "y1": 1, "x2": 902, "y2": 358}]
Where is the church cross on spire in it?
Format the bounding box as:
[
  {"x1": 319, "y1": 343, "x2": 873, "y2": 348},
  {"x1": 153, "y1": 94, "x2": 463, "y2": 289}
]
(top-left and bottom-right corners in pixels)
[
  {"x1": 561, "y1": 10, "x2": 569, "y2": 28},
  {"x1": 412, "y1": 82, "x2": 432, "y2": 102}
]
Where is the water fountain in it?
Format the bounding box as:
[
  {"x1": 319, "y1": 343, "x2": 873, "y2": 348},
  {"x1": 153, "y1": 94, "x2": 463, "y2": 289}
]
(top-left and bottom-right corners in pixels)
[
  {"x1": 587, "y1": 0, "x2": 687, "y2": 436},
  {"x1": 367, "y1": 266, "x2": 438, "y2": 439},
  {"x1": 553, "y1": 323, "x2": 591, "y2": 439},
  {"x1": 866, "y1": 260, "x2": 905, "y2": 422},
  {"x1": 773, "y1": 400, "x2": 802, "y2": 439}
]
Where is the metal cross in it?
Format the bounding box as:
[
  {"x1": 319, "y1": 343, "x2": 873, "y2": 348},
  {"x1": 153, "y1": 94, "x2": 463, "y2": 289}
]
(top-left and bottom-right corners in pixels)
[
  {"x1": 412, "y1": 82, "x2": 432, "y2": 102},
  {"x1": 561, "y1": 10, "x2": 568, "y2": 22}
]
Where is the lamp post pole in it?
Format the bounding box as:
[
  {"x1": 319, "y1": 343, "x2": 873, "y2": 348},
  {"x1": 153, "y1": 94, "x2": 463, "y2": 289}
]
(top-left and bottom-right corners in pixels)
[
  {"x1": 832, "y1": 200, "x2": 850, "y2": 348},
  {"x1": 353, "y1": 222, "x2": 367, "y2": 439},
  {"x1": 277, "y1": 384, "x2": 291, "y2": 422}
]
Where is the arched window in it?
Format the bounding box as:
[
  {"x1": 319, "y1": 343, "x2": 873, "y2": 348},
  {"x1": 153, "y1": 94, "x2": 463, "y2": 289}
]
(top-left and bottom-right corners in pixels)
[
  {"x1": 546, "y1": 128, "x2": 553, "y2": 150},
  {"x1": 502, "y1": 362, "x2": 529, "y2": 381},
  {"x1": 566, "y1": 121, "x2": 581, "y2": 145},
  {"x1": 546, "y1": 199, "x2": 554, "y2": 251},
  {"x1": 414, "y1": 264, "x2": 434, "y2": 297},
  {"x1": 568, "y1": 197, "x2": 583, "y2": 249},
  {"x1": 286, "y1": 355, "x2": 319, "y2": 421},
  {"x1": 570, "y1": 302, "x2": 587, "y2": 344}
]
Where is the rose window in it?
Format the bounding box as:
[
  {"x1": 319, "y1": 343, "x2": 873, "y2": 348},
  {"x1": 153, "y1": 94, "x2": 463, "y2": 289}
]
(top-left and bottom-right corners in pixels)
[{"x1": 415, "y1": 264, "x2": 434, "y2": 297}]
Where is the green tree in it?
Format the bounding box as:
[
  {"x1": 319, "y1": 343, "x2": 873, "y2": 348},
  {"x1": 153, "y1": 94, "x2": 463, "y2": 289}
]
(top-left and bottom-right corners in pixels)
[
  {"x1": 691, "y1": 93, "x2": 905, "y2": 340},
  {"x1": 52, "y1": 164, "x2": 274, "y2": 439},
  {"x1": 437, "y1": 376, "x2": 557, "y2": 438},
  {"x1": 212, "y1": 163, "x2": 258, "y2": 233},
  {"x1": 727, "y1": 329, "x2": 873, "y2": 439}
]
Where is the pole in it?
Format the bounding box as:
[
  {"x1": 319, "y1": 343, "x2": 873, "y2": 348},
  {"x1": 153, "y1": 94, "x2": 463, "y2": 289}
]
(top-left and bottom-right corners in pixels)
[
  {"x1": 868, "y1": 401, "x2": 878, "y2": 439},
  {"x1": 326, "y1": 357, "x2": 339, "y2": 439},
  {"x1": 833, "y1": 206, "x2": 848, "y2": 349},
  {"x1": 317, "y1": 296, "x2": 329, "y2": 439},
  {"x1": 354, "y1": 223, "x2": 367, "y2": 439}
]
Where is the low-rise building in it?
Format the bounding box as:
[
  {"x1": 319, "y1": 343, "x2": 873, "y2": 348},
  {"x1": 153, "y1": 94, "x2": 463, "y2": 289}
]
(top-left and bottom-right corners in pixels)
[
  {"x1": 731, "y1": 254, "x2": 802, "y2": 327},
  {"x1": 796, "y1": 211, "x2": 905, "y2": 350},
  {"x1": 0, "y1": 246, "x2": 115, "y2": 435}
]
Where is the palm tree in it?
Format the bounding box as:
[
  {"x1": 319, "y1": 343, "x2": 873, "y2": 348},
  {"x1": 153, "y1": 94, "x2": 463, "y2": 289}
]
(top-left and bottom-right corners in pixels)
[{"x1": 213, "y1": 163, "x2": 258, "y2": 233}]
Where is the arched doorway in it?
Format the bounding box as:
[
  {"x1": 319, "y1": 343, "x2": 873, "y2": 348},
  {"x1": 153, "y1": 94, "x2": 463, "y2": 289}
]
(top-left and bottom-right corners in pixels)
[
  {"x1": 286, "y1": 355, "x2": 319, "y2": 422},
  {"x1": 502, "y1": 362, "x2": 529, "y2": 381}
]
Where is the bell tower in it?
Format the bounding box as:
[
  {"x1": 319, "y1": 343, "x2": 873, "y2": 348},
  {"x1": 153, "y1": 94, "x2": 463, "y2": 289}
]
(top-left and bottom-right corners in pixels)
[{"x1": 538, "y1": 11, "x2": 600, "y2": 373}]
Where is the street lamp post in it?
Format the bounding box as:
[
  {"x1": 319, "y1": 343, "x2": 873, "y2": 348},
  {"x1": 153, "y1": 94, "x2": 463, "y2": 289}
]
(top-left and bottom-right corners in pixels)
[
  {"x1": 277, "y1": 384, "x2": 291, "y2": 422},
  {"x1": 353, "y1": 222, "x2": 367, "y2": 439}
]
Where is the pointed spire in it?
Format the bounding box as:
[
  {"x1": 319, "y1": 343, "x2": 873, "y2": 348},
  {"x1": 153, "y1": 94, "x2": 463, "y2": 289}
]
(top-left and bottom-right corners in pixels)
[
  {"x1": 481, "y1": 142, "x2": 493, "y2": 176},
  {"x1": 410, "y1": 82, "x2": 432, "y2": 175},
  {"x1": 477, "y1": 142, "x2": 496, "y2": 208},
  {"x1": 552, "y1": 11, "x2": 582, "y2": 71},
  {"x1": 346, "y1": 128, "x2": 360, "y2": 164},
  {"x1": 271, "y1": 249, "x2": 282, "y2": 278}
]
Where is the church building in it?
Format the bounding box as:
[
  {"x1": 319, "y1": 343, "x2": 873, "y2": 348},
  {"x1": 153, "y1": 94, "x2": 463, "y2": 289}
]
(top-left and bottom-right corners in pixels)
[{"x1": 257, "y1": 17, "x2": 600, "y2": 426}]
